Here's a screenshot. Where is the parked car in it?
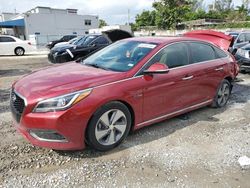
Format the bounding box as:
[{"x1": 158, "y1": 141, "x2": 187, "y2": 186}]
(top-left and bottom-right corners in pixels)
[
  {"x1": 227, "y1": 31, "x2": 250, "y2": 54},
  {"x1": 0, "y1": 35, "x2": 34, "y2": 56},
  {"x1": 46, "y1": 35, "x2": 77, "y2": 49},
  {"x1": 10, "y1": 31, "x2": 238, "y2": 151},
  {"x1": 54, "y1": 37, "x2": 80, "y2": 48},
  {"x1": 227, "y1": 31, "x2": 239, "y2": 40},
  {"x1": 48, "y1": 29, "x2": 133, "y2": 64},
  {"x1": 234, "y1": 44, "x2": 250, "y2": 72}
]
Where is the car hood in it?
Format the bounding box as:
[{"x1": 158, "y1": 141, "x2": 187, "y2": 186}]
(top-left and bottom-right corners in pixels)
[
  {"x1": 51, "y1": 44, "x2": 76, "y2": 52},
  {"x1": 14, "y1": 63, "x2": 125, "y2": 101},
  {"x1": 183, "y1": 30, "x2": 233, "y2": 51},
  {"x1": 102, "y1": 29, "x2": 133, "y2": 43},
  {"x1": 54, "y1": 42, "x2": 69, "y2": 47}
]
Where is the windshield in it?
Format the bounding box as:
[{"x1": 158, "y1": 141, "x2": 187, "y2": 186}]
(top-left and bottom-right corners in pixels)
[
  {"x1": 71, "y1": 37, "x2": 84, "y2": 45},
  {"x1": 69, "y1": 37, "x2": 79, "y2": 44},
  {"x1": 75, "y1": 35, "x2": 99, "y2": 46},
  {"x1": 82, "y1": 41, "x2": 157, "y2": 72}
]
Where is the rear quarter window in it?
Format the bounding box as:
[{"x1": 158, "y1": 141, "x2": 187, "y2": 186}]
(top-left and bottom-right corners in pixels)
[
  {"x1": 213, "y1": 47, "x2": 228, "y2": 58},
  {"x1": 189, "y1": 42, "x2": 216, "y2": 63}
]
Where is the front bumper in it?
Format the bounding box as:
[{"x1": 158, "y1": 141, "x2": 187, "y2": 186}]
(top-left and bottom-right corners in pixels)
[
  {"x1": 12, "y1": 105, "x2": 91, "y2": 150},
  {"x1": 235, "y1": 54, "x2": 250, "y2": 71},
  {"x1": 48, "y1": 52, "x2": 73, "y2": 64}
]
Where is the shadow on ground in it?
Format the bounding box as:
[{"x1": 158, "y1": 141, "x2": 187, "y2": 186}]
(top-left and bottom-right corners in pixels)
[
  {"x1": 53, "y1": 80, "x2": 250, "y2": 158},
  {"x1": 0, "y1": 69, "x2": 31, "y2": 77}
]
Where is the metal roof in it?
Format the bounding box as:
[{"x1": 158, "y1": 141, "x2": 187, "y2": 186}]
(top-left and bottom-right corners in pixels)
[{"x1": 0, "y1": 19, "x2": 24, "y2": 28}]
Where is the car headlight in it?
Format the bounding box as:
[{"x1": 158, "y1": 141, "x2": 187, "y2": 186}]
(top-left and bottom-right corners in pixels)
[
  {"x1": 33, "y1": 89, "x2": 92, "y2": 113},
  {"x1": 237, "y1": 49, "x2": 249, "y2": 58}
]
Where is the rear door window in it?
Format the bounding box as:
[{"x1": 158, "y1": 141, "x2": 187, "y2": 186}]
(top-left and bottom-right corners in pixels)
[
  {"x1": 0, "y1": 37, "x2": 16, "y2": 42},
  {"x1": 189, "y1": 42, "x2": 217, "y2": 64}
]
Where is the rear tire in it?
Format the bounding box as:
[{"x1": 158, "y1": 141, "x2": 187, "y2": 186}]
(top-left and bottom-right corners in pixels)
[
  {"x1": 15, "y1": 47, "x2": 25, "y2": 56},
  {"x1": 86, "y1": 101, "x2": 131, "y2": 151},
  {"x1": 211, "y1": 79, "x2": 231, "y2": 108}
]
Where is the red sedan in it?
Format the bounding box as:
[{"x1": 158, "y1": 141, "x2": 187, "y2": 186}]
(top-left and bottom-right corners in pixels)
[{"x1": 11, "y1": 33, "x2": 238, "y2": 151}]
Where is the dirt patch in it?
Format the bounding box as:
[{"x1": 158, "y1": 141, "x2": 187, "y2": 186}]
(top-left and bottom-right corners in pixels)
[{"x1": 0, "y1": 56, "x2": 249, "y2": 187}]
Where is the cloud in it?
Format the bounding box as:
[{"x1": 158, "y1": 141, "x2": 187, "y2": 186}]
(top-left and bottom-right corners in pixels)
[
  {"x1": 0, "y1": 0, "x2": 154, "y2": 24},
  {"x1": 0, "y1": 0, "x2": 242, "y2": 24}
]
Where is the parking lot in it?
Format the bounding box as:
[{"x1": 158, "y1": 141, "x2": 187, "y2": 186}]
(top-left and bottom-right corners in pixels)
[{"x1": 0, "y1": 55, "x2": 250, "y2": 187}]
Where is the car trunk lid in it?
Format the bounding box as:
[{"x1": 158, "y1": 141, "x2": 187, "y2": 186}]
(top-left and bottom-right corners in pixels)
[
  {"x1": 102, "y1": 29, "x2": 133, "y2": 43},
  {"x1": 183, "y1": 30, "x2": 233, "y2": 51}
]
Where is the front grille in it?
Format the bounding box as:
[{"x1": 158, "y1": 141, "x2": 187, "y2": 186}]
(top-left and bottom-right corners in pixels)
[{"x1": 10, "y1": 90, "x2": 25, "y2": 122}]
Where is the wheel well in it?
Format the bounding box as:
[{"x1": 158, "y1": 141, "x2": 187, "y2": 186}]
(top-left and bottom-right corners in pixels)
[
  {"x1": 224, "y1": 76, "x2": 233, "y2": 83},
  {"x1": 224, "y1": 76, "x2": 233, "y2": 91},
  {"x1": 15, "y1": 47, "x2": 25, "y2": 52},
  {"x1": 84, "y1": 100, "x2": 136, "y2": 145},
  {"x1": 117, "y1": 100, "x2": 135, "y2": 132}
]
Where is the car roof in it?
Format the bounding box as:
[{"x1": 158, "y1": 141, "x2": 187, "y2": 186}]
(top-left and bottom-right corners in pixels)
[{"x1": 124, "y1": 36, "x2": 212, "y2": 45}]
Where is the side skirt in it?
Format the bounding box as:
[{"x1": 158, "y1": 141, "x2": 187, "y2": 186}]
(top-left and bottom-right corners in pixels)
[{"x1": 135, "y1": 99, "x2": 213, "y2": 129}]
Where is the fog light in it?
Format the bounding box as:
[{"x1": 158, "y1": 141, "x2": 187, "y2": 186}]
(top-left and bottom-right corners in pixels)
[{"x1": 30, "y1": 129, "x2": 68, "y2": 142}]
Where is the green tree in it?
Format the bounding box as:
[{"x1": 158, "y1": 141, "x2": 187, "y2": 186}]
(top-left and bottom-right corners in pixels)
[
  {"x1": 135, "y1": 10, "x2": 156, "y2": 29},
  {"x1": 152, "y1": 0, "x2": 192, "y2": 29},
  {"x1": 99, "y1": 19, "x2": 108, "y2": 28}
]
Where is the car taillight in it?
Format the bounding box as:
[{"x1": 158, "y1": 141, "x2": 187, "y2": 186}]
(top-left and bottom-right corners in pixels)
[{"x1": 28, "y1": 42, "x2": 31, "y2": 45}]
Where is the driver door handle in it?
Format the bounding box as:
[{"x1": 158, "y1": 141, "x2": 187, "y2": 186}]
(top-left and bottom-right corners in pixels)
[{"x1": 182, "y1": 75, "x2": 194, "y2": 80}]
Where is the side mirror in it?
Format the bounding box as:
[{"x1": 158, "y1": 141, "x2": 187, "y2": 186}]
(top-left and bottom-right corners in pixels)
[
  {"x1": 89, "y1": 43, "x2": 96, "y2": 47},
  {"x1": 143, "y1": 63, "x2": 169, "y2": 75}
]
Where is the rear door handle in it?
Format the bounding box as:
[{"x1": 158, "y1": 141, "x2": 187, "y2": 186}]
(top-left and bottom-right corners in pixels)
[
  {"x1": 215, "y1": 67, "x2": 224, "y2": 71},
  {"x1": 182, "y1": 75, "x2": 193, "y2": 80}
]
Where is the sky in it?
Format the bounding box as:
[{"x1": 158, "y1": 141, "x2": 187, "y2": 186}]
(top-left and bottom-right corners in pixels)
[{"x1": 0, "y1": 0, "x2": 243, "y2": 25}]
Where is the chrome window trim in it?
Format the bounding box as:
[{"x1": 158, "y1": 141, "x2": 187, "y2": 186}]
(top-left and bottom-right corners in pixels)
[
  {"x1": 133, "y1": 40, "x2": 230, "y2": 77},
  {"x1": 13, "y1": 90, "x2": 28, "y2": 106},
  {"x1": 136, "y1": 99, "x2": 213, "y2": 127}
]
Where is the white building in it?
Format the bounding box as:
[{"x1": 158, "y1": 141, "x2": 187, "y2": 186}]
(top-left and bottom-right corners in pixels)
[
  {"x1": 0, "y1": 6, "x2": 99, "y2": 42},
  {"x1": 0, "y1": 12, "x2": 19, "y2": 35},
  {"x1": 89, "y1": 25, "x2": 132, "y2": 34}
]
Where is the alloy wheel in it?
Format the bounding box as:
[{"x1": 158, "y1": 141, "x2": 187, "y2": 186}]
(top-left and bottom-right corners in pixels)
[
  {"x1": 217, "y1": 82, "x2": 230, "y2": 106},
  {"x1": 95, "y1": 109, "x2": 127, "y2": 146},
  {"x1": 16, "y1": 48, "x2": 24, "y2": 56}
]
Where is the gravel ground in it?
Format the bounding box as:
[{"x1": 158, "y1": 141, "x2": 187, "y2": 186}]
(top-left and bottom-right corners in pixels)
[{"x1": 0, "y1": 55, "x2": 250, "y2": 188}]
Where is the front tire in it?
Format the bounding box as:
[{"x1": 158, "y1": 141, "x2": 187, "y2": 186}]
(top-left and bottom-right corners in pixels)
[
  {"x1": 212, "y1": 79, "x2": 231, "y2": 108},
  {"x1": 15, "y1": 47, "x2": 25, "y2": 56},
  {"x1": 86, "y1": 102, "x2": 132, "y2": 151}
]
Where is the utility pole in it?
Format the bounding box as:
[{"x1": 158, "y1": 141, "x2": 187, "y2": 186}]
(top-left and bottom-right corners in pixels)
[{"x1": 127, "y1": 9, "x2": 130, "y2": 25}]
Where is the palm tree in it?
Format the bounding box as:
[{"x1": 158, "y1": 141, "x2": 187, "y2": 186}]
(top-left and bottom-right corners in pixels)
[{"x1": 236, "y1": 4, "x2": 248, "y2": 13}]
